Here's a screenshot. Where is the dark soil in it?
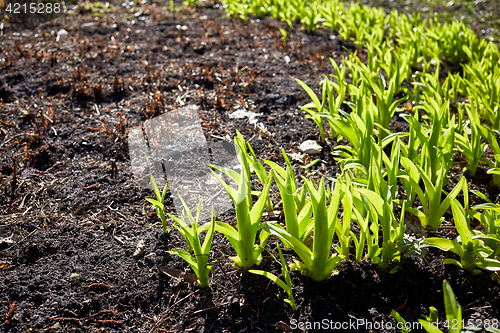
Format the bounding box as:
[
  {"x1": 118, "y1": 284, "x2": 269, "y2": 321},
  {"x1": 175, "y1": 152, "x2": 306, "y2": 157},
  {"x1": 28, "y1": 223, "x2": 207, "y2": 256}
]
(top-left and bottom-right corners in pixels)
[{"x1": 0, "y1": 1, "x2": 499, "y2": 332}]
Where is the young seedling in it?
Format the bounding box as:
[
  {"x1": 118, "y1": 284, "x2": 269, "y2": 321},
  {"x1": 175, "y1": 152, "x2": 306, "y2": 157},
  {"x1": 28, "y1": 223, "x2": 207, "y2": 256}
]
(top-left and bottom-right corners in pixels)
[
  {"x1": 471, "y1": 201, "x2": 500, "y2": 260},
  {"x1": 454, "y1": 101, "x2": 488, "y2": 177},
  {"x1": 399, "y1": 111, "x2": 423, "y2": 164},
  {"x1": 328, "y1": 102, "x2": 374, "y2": 171},
  {"x1": 300, "y1": 5, "x2": 320, "y2": 33},
  {"x1": 333, "y1": 179, "x2": 353, "y2": 260},
  {"x1": 266, "y1": 150, "x2": 309, "y2": 213},
  {"x1": 245, "y1": 140, "x2": 274, "y2": 216},
  {"x1": 399, "y1": 166, "x2": 466, "y2": 231},
  {"x1": 296, "y1": 61, "x2": 347, "y2": 142},
  {"x1": 413, "y1": 99, "x2": 455, "y2": 183},
  {"x1": 326, "y1": 57, "x2": 347, "y2": 117},
  {"x1": 361, "y1": 138, "x2": 401, "y2": 209},
  {"x1": 263, "y1": 177, "x2": 344, "y2": 281},
  {"x1": 418, "y1": 280, "x2": 462, "y2": 333},
  {"x1": 480, "y1": 126, "x2": 500, "y2": 187},
  {"x1": 146, "y1": 175, "x2": 170, "y2": 232},
  {"x1": 402, "y1": 280, "x2": 500, "y2": 332},
  {"x1": 296, "y1": 78, "x2": 327, "y2": 142},
  {"x1": 210, "y1": 131, "x2": 273, "y2": 269},
  {"x1": 353, "y1": 58, "x2": 408, "y2": 139},
  {"x1": 267, "y1": 157, "x2": 313, "y2": 243},
  {"x1": 390, "y1": 309, "x2": 412, "y2": 333},
  {"x1": 351, "y1": 184, "x2": 405, "y2": 270},
  {"x1": 321, "y1": 0, "x2": 344, "y2": 34},
  {"x1": 249, "y1": 244, "x2": 296, "y2": 311},
  {"x1": 463, "y1": 62, "x2": 500, "y2": 132},
  {"x1": 167, "y1": 198, "x2": 216, "y2": 289},
  {"x1": 424, "y1": 199, "x2": 500, "y2": 275},
  {"x1": 279, "y1": 28, "x2": 287, "y2": 44}
]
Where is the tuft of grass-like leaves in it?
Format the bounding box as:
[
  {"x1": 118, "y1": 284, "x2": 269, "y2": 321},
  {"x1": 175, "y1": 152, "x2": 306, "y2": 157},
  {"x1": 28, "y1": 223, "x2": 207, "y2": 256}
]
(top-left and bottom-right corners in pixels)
[
  {"x1": 146, "y1": 175, "x2": 170, "y2": 233},
  {"x1": 167, "y1": 198, "x2": 216, "y2": 289},
  {"x1": 424, "y1": 198, "x2": 500, "y2": 275},
  {"x1": 210, "y1": 131, "x2": 273, "y2": 269},
  {"x1": 266, "y1": 151, "x2": 313, "y2": 243},
  {"x1": 263, "y1": 177, "x2": 343, "y2": 281}
]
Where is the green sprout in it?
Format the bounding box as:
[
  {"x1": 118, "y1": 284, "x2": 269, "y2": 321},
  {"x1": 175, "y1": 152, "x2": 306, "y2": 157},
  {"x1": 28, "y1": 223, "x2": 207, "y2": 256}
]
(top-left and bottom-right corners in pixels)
[
  {"x1": 167, "y1": 198, "x2": 216, "y2": 289},
  {"x1": 279, "y1": 28, "x2": 287, "y2": 44},
  {"x1": 296, "y1": 78, "x2": 327, "y2": 142},
  {"x1": 210, "y1": 131, "x2": 273, "y2": 269},
  {"x1": 263, "y1": 177, "x2": 344, "y2": 281},
  {"x1": 454, "y1": 101, "x2": 488, "y2": 177},
  {"x1": 418, "y1": 280, "x2": 462, "y2": 333},
  {"x1": 423, "y1": 199, "x2": 500, "y2": 275},
  {"x1": 146, "y1": 175, "x2": 170, "y2": 233},
  {"x1": 399, "y1": 167, "x2": 466, "y2": 231},
  {"x1": 267, "y1": 158, "x2": 313, "y2": 243}
]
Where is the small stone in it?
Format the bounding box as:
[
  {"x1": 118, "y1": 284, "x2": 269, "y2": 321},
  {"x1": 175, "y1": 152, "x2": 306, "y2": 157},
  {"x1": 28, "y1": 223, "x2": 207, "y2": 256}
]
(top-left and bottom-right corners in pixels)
[
  {"x1": 299, "y1": 140, "x2": 322, "y2": 155},
  {"x1": 276, "y1": 320, "x2": 291, "y2": 332},
  {"x1": 288, "y1": 152, "x2": 306, "y2": 163}
]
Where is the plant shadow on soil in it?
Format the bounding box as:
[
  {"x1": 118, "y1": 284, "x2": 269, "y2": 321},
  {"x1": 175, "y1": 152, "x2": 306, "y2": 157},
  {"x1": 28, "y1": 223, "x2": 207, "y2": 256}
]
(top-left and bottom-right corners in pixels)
[{"x1": 0, "y1": 1, "x2": 499, "y2": 332}]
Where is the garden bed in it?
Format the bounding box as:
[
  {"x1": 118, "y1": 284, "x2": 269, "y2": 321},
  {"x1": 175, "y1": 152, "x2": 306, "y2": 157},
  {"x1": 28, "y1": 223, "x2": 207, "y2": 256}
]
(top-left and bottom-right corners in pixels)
[{"x1": 1, "y1": 1, "x2": 499, "y2": 332}]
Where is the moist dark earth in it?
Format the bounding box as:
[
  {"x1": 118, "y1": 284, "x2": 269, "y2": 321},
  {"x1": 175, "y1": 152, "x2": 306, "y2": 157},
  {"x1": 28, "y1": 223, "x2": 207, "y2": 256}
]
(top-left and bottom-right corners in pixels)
[{"x1": 1, "y1": 1, "x2": 500, "y2": 332}]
